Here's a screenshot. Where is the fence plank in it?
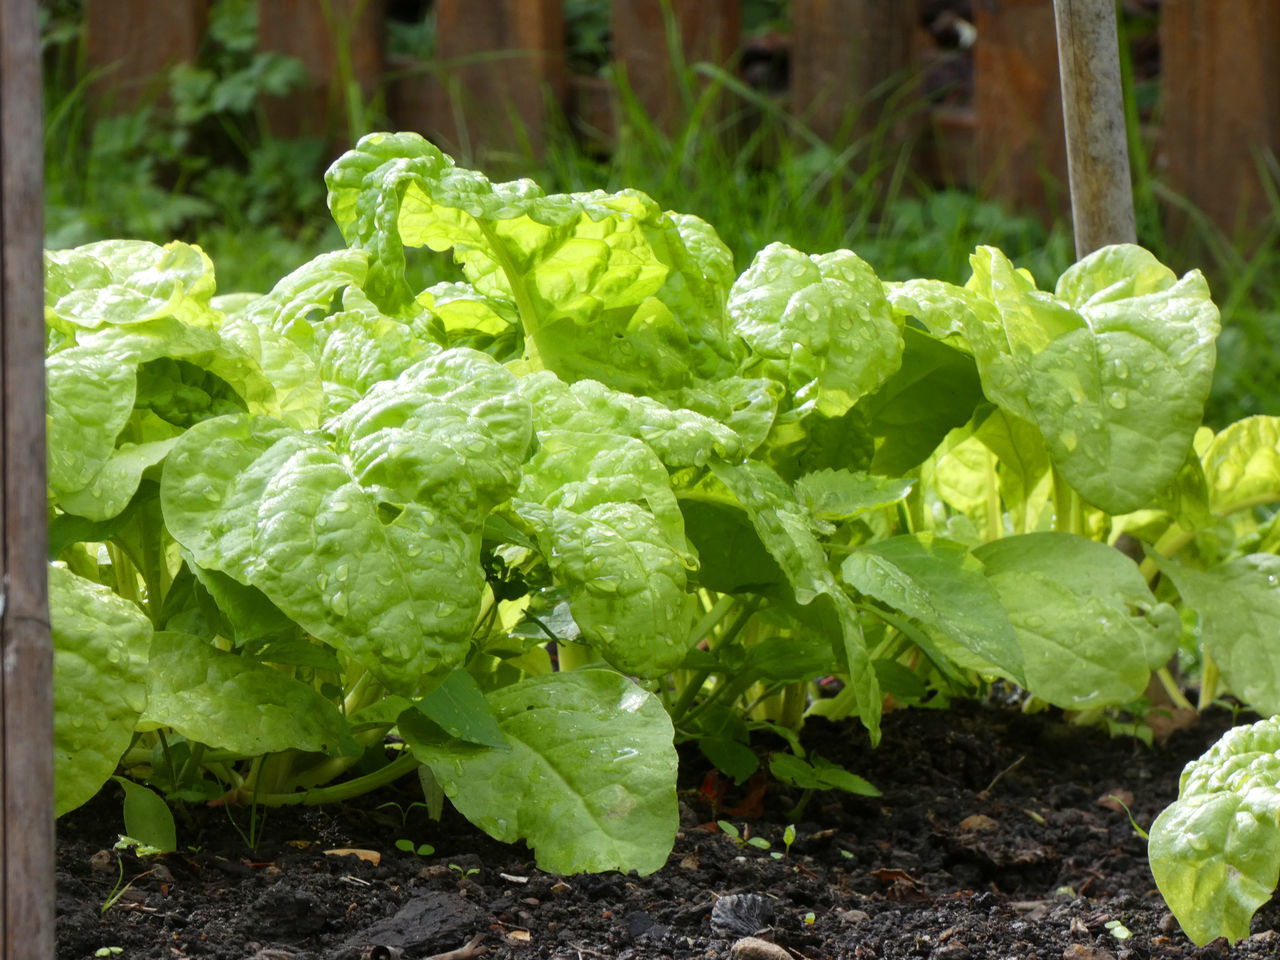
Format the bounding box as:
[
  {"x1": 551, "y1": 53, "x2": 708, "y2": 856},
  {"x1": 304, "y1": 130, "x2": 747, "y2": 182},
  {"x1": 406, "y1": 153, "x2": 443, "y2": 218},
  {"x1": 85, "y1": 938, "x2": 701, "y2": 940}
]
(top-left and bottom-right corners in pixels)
[
  {"x1": 974, "y1": 0, "x2": 1068, "y2": 221},
  {"x1": 1161, "y1": 0, "x2": 1280, "y2": 239},
  {"x1": 428, "y1": 0, "x2": 566, "y2": 162},
  {"x1": 257, "y1": 0, "x2": 386, "y2": 144},
  {"x1": 611, "y1": 0, "x2": 741, "y2": 134},
  {"x1": 84, "y1": 0, "x2": 208, "y2": 111},
  {"x1": 0, "y1": 0, "x2": 54, "y2": 958},
  {"x1": 791, "y1": 0, "x2": 917, "y2": 148}
]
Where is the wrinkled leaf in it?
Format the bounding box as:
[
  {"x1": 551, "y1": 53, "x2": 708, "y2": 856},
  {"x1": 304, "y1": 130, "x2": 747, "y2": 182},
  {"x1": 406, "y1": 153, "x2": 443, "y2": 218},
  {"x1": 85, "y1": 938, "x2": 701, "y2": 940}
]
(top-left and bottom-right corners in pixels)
[{"x1": 404, "y1": 671, "x2": 678, "y2": 875}]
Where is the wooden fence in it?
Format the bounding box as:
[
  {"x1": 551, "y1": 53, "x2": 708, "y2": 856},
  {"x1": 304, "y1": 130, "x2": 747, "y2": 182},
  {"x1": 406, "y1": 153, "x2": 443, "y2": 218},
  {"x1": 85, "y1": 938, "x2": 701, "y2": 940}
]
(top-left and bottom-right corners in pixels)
[{"x1": 82, "y1": 0, "x2": 1280, "y2": 237}]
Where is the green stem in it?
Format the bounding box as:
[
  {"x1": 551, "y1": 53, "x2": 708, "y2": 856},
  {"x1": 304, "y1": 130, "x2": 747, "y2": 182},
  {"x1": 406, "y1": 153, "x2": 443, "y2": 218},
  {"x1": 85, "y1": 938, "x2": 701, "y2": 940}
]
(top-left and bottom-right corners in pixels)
[
  {"x1": 477, "y1": 220, "x2": 545, "y2": 367},
  {"x1": 1196, "y1": 654, "x2": 1220, "y2": 711},
  {"x1": 983, "y1": 447, "x2": 1002, "y2": 542},
  {"x1": 668, "y1": 600, "x2": 760, "y2": 723},
  {"x1": 1140, "y1": 527, "x2": 1195, "y2": 584},
  {"x1": 245, "y1": 753, "x2": 421, "y2": 807},
  {"x1": 1156, "y1": 666, "x2": 1195, "y2": 712}
]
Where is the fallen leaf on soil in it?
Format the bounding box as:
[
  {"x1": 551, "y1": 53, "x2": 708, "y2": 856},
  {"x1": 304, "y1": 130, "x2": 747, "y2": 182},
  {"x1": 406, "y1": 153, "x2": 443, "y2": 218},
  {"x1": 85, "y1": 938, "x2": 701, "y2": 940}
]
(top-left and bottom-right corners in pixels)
[
  {"x1": 324, "y1": 848, "x2": 381, "y2": 865},
  {"x1": 958, "y1": 814, "x2": 998, "y2": 833},
  {"x1": 1096, "y1": 790, "x2": 1134, "y2": 813},
  {"x1": 1063, "y1": 945, "x2": 1116, "y2": 960}
]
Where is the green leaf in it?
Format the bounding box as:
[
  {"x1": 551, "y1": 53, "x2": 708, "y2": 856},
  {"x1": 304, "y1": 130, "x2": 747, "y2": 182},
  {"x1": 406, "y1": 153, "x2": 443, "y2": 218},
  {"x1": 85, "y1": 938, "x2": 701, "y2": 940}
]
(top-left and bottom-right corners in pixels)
[
  {"x1": 679, "y1": 496, "x2": 785, "y2": 594},
  {"x1": 325, "y1": 132, "x2": 736, "y2": 392},
  {"x1": 514, "y1": 431, "x2": 697, "y2": 677},
  {"x1": 769, "y1": 753, "x2": 880, "y2": 797},
  {"x1": 140, "y1": 632, "x2": 355, "y2": 756},
  {"x1": 162, "y1": 413, "x2": 480, "y2": 695},
  {"x1": 1156, "y1": 553, "x2": 1280, "y2": 717},
  {"x1": 112, "y1": 777, "x2": 177, "y2": 853},
  {"x1": 794, "y1": 469, "x2": 914, "y2": 521},
  {"x1": 973, "y1": 533, "x2": 1175, "y2": 709},
  {"x1": 51, "y1": 566, "x2": 152, "y2": 816},
  {"x1": 730, "y1": 242, "x2": 903, "y2": 417},
  {"x1": 1201, "y1": 416, "x2": 1280, "y2": 515},
  {"x1": 861, "y1": 326, "x2": 986, "y2": 474},
  {"x1": 1149, "y1": 716, "x2": 1280, "y2": 945},
  {"x1": 410, "y1": 670, "x2": 506, "y2": 748},
  {"x1": 709, "y1": 461, "x2": 879, "y2": 742},
  {"x1": 964, "y1": 244, "x2": 1219, "y2": 514},
  {"x1": 404, "y1": 671, "x2": 679, "y2": 875},
  {"x1": 519, "y1": 371, "x2": 742, "y2": 468},
  {"x1": 45, "y1": 240, "x2": 218, "y2": 335},
  {"x1": 842, "y1": 533, "x2": 1024, "y2": 683}
]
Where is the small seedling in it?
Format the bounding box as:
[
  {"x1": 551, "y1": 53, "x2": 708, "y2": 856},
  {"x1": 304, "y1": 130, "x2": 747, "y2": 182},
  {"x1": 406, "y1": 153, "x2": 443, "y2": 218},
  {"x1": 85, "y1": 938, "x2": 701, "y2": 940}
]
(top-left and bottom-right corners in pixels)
[
  {"x1": 394, "y1": 838, "x2": 435, "y2": 856},
  {"x1": 717, "y1": 820, "x2": 771, "y2": 851},
  {"x1": 769, "y1": 823, "x2": 797, "y2": 860},
  {"x1": 94, "y1": 948, "x2": 124, "y2": 958},
  {"x1": 1105, "y1": 919, "x2": 1132, "y2": 940},
  {"x1": 378, "y1": 800, "x2": 432, "y2": 829},
  {"x1": 449, "y1": 863, "x2": 480, "y2": 879}
]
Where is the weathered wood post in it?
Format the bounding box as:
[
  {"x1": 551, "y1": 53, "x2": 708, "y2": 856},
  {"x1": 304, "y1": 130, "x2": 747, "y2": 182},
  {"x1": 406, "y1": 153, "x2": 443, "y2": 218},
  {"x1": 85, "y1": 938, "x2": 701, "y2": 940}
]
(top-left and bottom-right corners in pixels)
[
  {"x1": 1052, "y1": 0, "x2": 1136, "y2": 256},
  {"x1": 0, "y1": 0, "x2": 55, "y2": 957}
]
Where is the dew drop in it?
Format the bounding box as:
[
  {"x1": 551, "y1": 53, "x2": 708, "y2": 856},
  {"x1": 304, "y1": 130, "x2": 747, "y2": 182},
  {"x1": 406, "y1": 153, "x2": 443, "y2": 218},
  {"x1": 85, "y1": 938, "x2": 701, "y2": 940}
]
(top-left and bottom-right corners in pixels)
[
  {"x1": 1107, "y1": 390, "x2": 1128, "y2": 410},
  {"x1": 331, "y1": 591, "x2": 349, "y2": 616},
  {"x1": 202, "y1": 485, "x2": 222, "y2": 503}
]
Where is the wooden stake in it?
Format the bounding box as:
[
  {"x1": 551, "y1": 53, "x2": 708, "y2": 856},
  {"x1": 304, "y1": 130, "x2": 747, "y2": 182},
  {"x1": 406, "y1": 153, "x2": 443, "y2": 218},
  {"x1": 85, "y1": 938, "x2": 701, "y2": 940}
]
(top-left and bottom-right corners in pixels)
[
  {"x1": 1053, "y1": 0, "x2": 1136, "y2": 257},
  {"x1": 0, "y1": 0, "x2": 54, "y2": 957}
]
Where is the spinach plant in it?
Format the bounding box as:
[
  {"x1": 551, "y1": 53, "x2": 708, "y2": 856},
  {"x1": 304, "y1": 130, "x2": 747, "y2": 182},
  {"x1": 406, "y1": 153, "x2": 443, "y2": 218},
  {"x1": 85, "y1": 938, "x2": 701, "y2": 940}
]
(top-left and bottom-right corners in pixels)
[{"x1": 47, "y1": 133, "x2": 1279, "y2": 889}]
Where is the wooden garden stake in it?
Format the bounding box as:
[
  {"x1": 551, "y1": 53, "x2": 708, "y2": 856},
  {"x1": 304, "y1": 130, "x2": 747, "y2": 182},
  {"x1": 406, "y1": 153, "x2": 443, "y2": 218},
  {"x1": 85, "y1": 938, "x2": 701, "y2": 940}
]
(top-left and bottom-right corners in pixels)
[
  {"x1": 1052, "y1": 0, "x2": 1136, "y2": 257},
  {"x1": 0, "y1": 0, "x2": 54, "y2": 957}
]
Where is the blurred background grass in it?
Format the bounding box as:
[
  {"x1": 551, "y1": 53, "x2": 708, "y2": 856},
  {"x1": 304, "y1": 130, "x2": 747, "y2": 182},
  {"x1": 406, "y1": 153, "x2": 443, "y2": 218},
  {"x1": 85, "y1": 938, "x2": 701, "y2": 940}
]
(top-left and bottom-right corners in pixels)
[{"x1": 39, "y1": 0, "x2": 1280, "y2": 426}]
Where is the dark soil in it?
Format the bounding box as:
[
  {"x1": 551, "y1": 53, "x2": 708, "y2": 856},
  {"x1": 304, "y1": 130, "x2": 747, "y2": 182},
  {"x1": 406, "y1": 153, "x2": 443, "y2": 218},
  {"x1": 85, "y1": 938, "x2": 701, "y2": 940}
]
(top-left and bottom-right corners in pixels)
[{"x1": 56, "y1": 701, "x2": 1280, "y2": 960}]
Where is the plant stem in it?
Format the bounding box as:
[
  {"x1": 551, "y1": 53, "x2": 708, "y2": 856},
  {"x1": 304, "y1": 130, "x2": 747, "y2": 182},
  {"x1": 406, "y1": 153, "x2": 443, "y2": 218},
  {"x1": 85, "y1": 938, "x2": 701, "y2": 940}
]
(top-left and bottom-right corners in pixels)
[
  {"x1": 1156, "y1": 666, "x2": 1196, "y2": 712},
  {"x1": 668, "y1": 600, "x2": 759, "y2": 723},
  {"x1": 245, "y1": 753, "x2": 421, "y2": 807},
  {"x1": 1196, "y1": 654, "x2": 1220, "y2": 711}
]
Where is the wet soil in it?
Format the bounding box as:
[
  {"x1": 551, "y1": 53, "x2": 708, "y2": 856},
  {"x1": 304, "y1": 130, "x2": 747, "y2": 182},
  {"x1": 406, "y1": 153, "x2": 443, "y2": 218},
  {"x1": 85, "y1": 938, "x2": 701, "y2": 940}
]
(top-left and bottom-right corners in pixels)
[{"x1": 56, "y1": 701, "x2": 1280, "y2": 960}]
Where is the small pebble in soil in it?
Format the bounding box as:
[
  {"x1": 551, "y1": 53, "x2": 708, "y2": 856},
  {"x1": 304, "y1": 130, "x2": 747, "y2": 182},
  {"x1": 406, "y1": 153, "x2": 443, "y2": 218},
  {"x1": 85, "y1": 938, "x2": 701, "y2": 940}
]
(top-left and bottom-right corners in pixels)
[{"x1": 730, "y1": 936, "x2": 791, "y2": 960}]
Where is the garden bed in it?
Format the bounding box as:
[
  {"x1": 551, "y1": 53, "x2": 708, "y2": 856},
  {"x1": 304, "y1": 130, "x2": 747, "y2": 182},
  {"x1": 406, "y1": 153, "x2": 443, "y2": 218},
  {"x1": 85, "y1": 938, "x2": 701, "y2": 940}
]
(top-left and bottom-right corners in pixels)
[{"x1": 56, "y1": 701, "x2": 1276, "y2": 960}]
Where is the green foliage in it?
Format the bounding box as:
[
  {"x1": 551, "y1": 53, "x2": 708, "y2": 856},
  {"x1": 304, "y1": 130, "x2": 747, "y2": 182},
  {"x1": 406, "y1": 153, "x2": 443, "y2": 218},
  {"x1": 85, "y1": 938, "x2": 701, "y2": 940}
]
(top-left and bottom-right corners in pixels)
[
  {"x1": 1149, "y1": 716, "x2": 1280, "y2": 945},
  {"x1": 45, "y1": 135, "x2": 1280, "y2": 889}
]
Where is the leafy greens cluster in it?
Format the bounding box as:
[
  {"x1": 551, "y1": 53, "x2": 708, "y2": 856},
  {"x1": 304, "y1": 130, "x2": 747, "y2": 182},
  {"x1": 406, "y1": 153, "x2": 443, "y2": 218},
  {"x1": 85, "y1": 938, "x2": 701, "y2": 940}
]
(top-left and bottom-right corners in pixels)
[{"x1": 48, "y1": 135, "x2": 1280, "y2": 917}]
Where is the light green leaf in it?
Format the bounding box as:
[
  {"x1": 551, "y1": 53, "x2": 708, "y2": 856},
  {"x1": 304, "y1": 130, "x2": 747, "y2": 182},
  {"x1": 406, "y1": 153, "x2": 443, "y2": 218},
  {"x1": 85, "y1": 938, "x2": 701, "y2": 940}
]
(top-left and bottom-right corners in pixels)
[
  {"x1": 1149, "y1": 716, "x2": 1280, "y2": 945},
  {"x1": 730, "y1": 242, "x2": 903, "y2": 417},
  {"x1": 51, "y1": 565, "x2": 151, "y2": 816},
  {"x1": 1156, "y1": 553, "x2": 1280, "y2": 717},
  {"x1": 45, "y1": 240, "x2": 218, "y2": 336},
  {"x1": 140, "y1": 632, "x2": 354, "y2": 755},
  {"x1": 974, "y1": 533, "x2": 1176, "y2": 709},
  {"x1": 842, "y1": 533, "x2": 1023, "y2": 682},
  {"x1": 325, "y1": 132, "x2": 736, "y2": 392},
  {"x1": 964, "y1": 244, "x2": 1219, "y2": 514},
  {"x1": 162, "y1": 416, "x2": 475, "y2": 695},
  {"x1": 1201, "y1": 416, "x2": 1280, "y2": 516},
  {"x1": 515, "y1": 431, "x2": 697, "y2": 677},
  {"x1": 405, "y1": 671, "x2": 679, "y2": 876},
  {"x1": 794, "y1": 469, "x2": 914, "y2": 521},
  {"x1": 519, "y1": 371, "x2": 742, "y2": 468}
]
